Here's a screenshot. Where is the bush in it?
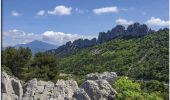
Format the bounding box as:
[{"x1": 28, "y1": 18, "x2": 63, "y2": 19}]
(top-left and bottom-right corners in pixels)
[{"x1": 114, "y1": 77, "x2": 164, "y2": 100}]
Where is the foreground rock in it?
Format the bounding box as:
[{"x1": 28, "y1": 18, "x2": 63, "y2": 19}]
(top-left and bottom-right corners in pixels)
[
  {"x1": 80, "y1": 80, "x2": 117, "y2": 100},
  {"x1": 23, "y1": 79, "x2": 78, "y2": 100},
  {"x1": 2, "y1": 71, "x2": 117, "y2": 100},
  {"x1": 1, "y1": 72, "x2": 23, "y2": 100},
  {"x1": 85, "y1": 72, "x2": 117, "y2": 85}
]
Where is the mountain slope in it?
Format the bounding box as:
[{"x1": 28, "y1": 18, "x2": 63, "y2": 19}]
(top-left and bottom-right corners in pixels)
[
  {"x1": 48, "y1": 22, "x2": 152, "y2": 56},
  {"x1": 58, "y1": 28, "x2": 169, "y2": 82},
  {"x1": 14, "y1": 40, "x2": 57, "y2": 55}
]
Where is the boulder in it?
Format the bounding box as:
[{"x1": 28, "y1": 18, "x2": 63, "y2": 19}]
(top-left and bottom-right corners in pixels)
[
  {"x1": 23, "y1": 78, "x2": 37, "y2": 97},
  {"x1": 11, "y1": 78, "x2": 23, "y2": 99},
  {"x1": 80, "y1": 80, "x2": 117, "y2": 100},
  {"x1": 54, "y1": 79, "x2": 79, "y2": 100},
  {"x1": 2, "y1": 71, "x2": 118, "y2": 100},
  {"x1": 85, "y1": 72, "x2": 117, "y2": 85},
  {"x1": 73, "y1": 88, "x2": 91, "y2": 100},
  {"x1": 23, "y1": 79, "x2": 78, "y2": 100},
  {"x1": 1, "y1": 72, "x2": 23, "y2": 100},
  {"x1": 1, "y1": 72, "x2": 14, "y2": 93}
]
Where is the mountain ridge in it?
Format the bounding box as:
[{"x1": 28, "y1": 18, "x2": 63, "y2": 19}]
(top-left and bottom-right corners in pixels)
[
  {"x1": 14, "y1": 40, "x2": 58, "y2": 55},
  {"x1": 47, "y1": 22, "x2": 153, "y2": 56}
]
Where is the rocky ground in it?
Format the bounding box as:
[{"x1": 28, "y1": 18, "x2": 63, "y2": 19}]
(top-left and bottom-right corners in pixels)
[{"x1": 2, "y1": 71, "x2": 117, "y2": 100}]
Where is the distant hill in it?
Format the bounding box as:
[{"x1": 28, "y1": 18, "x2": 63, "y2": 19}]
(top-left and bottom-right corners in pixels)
[{"x1": 14, "y1": 40, "x2": 57, "y2": 55}]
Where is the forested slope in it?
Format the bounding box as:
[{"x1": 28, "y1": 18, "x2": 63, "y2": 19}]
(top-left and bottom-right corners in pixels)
[{"x1": 59, "y1": 29, "x2": 169, "y2": 83}]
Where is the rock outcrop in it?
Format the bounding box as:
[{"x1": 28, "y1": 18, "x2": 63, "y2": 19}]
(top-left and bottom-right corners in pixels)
[
  {"x1": 48, "y1": 22, "x2": 151, "y2": 55},
  {"x1": 80, "y1": 80, "x2": 117, "y2": 100},
  {"x1": 98, "y1": 23, "x2": 150, "y2": 43},
  {"x1": 1, "y1": 72, "x2": 23, "y2": 100},
  {"x1": 2, "y1": 71, "x2": 117, "y2": 100},
  {"x1": 48, "y1": 38, "x2": 97, "y2": 56},
  {"x1": 23, "y1": 79, "x2": 78, "y2": 100},
  {"x1": 85, "y1": 72, "x2": 117, "y2": 85}
]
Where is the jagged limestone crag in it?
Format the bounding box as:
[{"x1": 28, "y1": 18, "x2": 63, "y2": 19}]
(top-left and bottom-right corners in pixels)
[
  {"x1": 48, "y1": 22, "x2": 151, "y2": 55},
  {"x1": 2, "y1": 71, "x2": 117, "y2": 100},
  {"x1": 50, "y1": 38, "x2": 97, "y2": 55},
  {"x1": 98, "y1": 23, "x2": 151, "y2": 43}
]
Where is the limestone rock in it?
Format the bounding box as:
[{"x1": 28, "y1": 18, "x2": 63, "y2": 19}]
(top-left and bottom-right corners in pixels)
[
  {"x1": 1, "y1": 72, "x2": 23, "y2": 100},
  {"x1": 48, "y1": 22, "x2": 151, "y2": 55},
  {"x1": 47, "y1": 38, "x2": 97, "y2": 56},
  {"x1": 2, "y1": 71, "x2": 118, "y2": 100},
  {"x1": 54, "y1": 79, "x2": 79, "y2": 100},
  {"x1": 11, "y1": 78, "x2": 23, "y2": 99},
  {"x1": 80, "y1": 80, "x2": 117, "y2": 100},
  {"x1": 126, "y1": 22, "x2": 149, "y2": 37},
  {"x1": 85, "y1": 72, "x2": 117, "y2": 84},
  {"x1": 23, "y1": 79, "x2": 78, "y2": 100},
  {"x1": 73, "y1": 88, "x2": 91, "y2": 100}
]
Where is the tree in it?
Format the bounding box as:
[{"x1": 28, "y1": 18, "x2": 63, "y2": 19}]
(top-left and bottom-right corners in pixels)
[
  {"x1": 2, "y1": 47, "x2": 32, "y2": 77},
  {"x1": 31, "y1": 52, "x2": 60, "y2": 82}
]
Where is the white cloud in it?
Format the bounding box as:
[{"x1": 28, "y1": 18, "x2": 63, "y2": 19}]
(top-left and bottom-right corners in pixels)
[
  {"x1": 146, "y1": 17, "x2": 169, "y2": 26},
  {"x1": 93, "y1": 6, "x2": 118, "y2": 15},
  {"x1": 48, "y1": 5, "x2": 72, "y2": 16},
  {"x1": 11, "y1": 11, "x2": 21, "y2": 17},
  {"x1": 42, "y1": 31, "x2": 96, "y2": 45},
  {"x1": 116, "y1": 18, "x2": 134, "y2": 25},
  {"x1": 3, "y1": 29, "x2": 96, "y2": 47},
  {"x1": 37, "y1": 10, "x2": 45, "y2": 16},
  {"x1": 3, "y1": 29, "x2": 41, "y2": 47}
]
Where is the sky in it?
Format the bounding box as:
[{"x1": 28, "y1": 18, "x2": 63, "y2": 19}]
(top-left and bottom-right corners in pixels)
[{"x1": 2, "y1": 0, "x2": 169, "y2": 47}]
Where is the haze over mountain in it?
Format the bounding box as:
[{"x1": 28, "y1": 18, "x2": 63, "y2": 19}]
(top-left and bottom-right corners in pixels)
[{"x1": 14, "y1": 40, "x2": 58, "y2": 55}]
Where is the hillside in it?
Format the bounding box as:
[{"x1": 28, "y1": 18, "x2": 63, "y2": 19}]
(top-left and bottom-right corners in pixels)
[
  {"x1": 58, "y1": 28, "x2": 169, "y2": 83},
  {"x1": 48, "y1": 23, "x2": 152, "y2": 56},
  {"x1": 2, "y1": 25, "x2": 169, "y2": 99}
]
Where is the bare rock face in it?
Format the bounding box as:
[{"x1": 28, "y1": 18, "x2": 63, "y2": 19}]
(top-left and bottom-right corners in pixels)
[
  {"x1": 54, "y1": 80, "x2": 79, "y2": 100},
  {"x1": 2, "y1": 71, "x2": 117, "y2": 100},
  {"x1": 73, "y1": 88, "x2": 91, "y2": 100},
  {"x1": 85, "y1": 72, "x2": 117, "y2": 85},
  {"x1": 126, "y1": 22, "x2": 149, "y2": 37},
  {"x1": 80, "y1": 80, "x2": 117, "y2": 100},
  {"x1": 1, "y1": 72, "x2": 23, "y2": 100},
  {"x1": 11, "y1": 78, "x2": 23, "y2": 99},
  {"x1": 23, "y1": 79, "x2": 78, "y2": 100}
]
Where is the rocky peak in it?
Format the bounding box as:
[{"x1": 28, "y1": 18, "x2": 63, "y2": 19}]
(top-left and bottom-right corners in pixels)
[
  {"x1": 126, "y1": 22, "x2": 149, "y2": 37},
  {"x1": 48, "y1": 22, "x2": 152, "y2": 55},
  {"x1": 98, "y1": 22, "x2": 150, "y2": 43},
  {"x1": 49, "y1": 38, "x2": 97, "y2": 55}
]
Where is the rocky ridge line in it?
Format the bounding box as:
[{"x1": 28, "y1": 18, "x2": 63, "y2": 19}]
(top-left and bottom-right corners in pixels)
[{"x1": 48, "y1": 22, "x2": 152, "y2": 55}]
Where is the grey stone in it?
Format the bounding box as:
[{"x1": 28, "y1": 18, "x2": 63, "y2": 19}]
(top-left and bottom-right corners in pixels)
[
  {"x1": 85, "y1": 72, "x2": 117, "y2": 85},
  {"x1": 11, "y1": 78, "x2": 23, "y2": 99},
  {"x1": 1, "y1": 72, "x2": 22, "y2": 100},
  {"x1": 73, "y1": 88, "x2": 91, "y2": 100},
  {"x1": 2, "y1": 71, "x2": 118, "y2": 100},
  {"x1": 80, "y1": 80, "x2": 117, "y2": 100}
]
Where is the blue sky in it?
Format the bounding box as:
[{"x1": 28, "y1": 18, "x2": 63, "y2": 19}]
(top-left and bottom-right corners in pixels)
[{"x1": 2, "y1": 0, "x2": 169, "y2": 47}]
